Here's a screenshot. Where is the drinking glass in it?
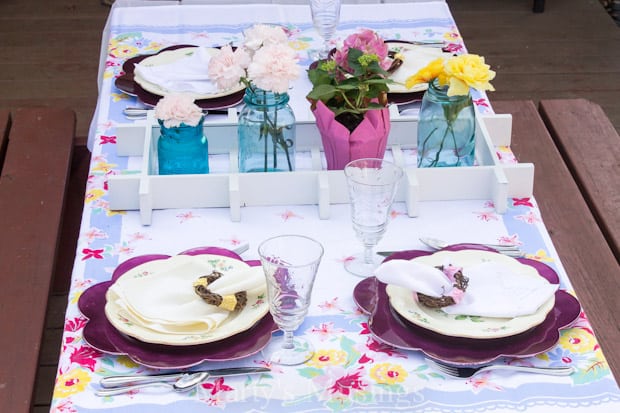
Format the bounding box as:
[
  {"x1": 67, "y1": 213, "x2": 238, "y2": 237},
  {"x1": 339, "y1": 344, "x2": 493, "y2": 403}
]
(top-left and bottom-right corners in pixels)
[
  {"x1": 310, "y1": 0, "x2": 341, "y2": 59},
  {"x1": 258, "y1": 234, "x2": 324, "y2": 365},
  {"x1": 344, "y1": 158, "x2": 403, "y2": 277}
]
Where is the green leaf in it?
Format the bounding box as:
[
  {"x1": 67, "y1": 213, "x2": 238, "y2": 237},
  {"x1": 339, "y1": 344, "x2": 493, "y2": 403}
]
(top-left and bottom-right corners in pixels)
[
  {"x1": 308, "y1": 69, "x2": 333, "y2": 87},
  {"x1": 307, "y1": 84, "x2": 338, "y2": 101}
]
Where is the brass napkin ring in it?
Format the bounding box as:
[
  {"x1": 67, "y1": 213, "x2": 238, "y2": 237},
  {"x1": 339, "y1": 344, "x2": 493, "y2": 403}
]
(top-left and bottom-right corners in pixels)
[{"x1": 193, "y1": 271, "x2": 248, "y2": 311}]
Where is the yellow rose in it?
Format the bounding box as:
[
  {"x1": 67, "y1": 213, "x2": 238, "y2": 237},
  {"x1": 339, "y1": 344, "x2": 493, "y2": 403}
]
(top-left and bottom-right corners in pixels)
[
  {"x1": 53, "y1": 368, "x2": 91, "y2": 398},
  {"x1": 405, "y1": 58, "x2": 446, "y2": 89},
  {"x1": 444, "y1": 54, "x2": 495, "y2": 96},
  {"x1": 369, "y1": 363, "x2": 408, "y2": 385}
]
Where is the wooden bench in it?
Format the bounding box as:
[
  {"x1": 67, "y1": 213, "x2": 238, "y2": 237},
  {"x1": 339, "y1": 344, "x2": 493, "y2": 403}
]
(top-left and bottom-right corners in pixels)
[
  {"x1": 538, "y1": 99, "x2": 620, "y2": 261},
  {"x1": 494, "y1": 100, "x2": 620, "y2": 379},
  {"x1": 0, "y1": 107, "x2": 76, "y2": 413}
]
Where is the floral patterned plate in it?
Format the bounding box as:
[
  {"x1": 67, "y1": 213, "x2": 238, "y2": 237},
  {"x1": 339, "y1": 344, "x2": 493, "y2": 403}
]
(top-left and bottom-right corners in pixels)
[
  {"x1": 105, "y1": 253, "x2": 269, "y2": 346},
  {"x1": 386, "y1": 250, "x2": 556, "y2": 339},
  {"x1": 79, "y1": 247, "x2": 277, "y2": 369},
  {"x1": 353, "y1": 246, "x2": 581, "y2": 365}
]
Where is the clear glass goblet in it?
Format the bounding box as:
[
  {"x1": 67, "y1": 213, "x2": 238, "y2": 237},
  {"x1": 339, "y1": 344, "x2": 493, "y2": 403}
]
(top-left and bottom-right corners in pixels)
[
  {"x1": 310, "y1": 0, "x2": 341, "y2": 59},
  {"x1": 258, "y1": 234, "x2": 324, "y2": 365},
  {"x1": 344, "y1": 158, "x2": 403, "y2": 277}
]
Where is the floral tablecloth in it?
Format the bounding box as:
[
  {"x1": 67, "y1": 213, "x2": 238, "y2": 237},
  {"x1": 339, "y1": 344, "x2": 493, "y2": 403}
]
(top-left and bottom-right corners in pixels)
[{"x1": 52, "y1": 2, "x2": 620, "y2": 412}]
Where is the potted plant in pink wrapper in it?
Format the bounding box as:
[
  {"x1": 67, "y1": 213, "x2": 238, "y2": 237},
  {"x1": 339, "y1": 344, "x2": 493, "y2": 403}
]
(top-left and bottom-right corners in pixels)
[{"x1": 307, "y1": 29, "x2": 392, "y2": 170}]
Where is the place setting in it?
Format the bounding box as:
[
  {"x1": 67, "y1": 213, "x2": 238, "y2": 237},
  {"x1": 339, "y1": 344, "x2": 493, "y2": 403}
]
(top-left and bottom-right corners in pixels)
[
  {"x1": 78, "y1": 246, "x2": 278, "y2": 373},
  {"x1": 114, "y1": 44, "x2": 246, "y2": 110},
  {"x1": 78, "y1": 234, "x2": 326, "y2": 395},
  {"x1": 352, "y1": 245, "x2": 582, "y2": 368}
]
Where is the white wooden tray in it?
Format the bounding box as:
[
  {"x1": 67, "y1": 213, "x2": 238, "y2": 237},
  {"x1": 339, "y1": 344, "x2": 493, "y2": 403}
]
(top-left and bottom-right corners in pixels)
[{"x1": 108, "y1": 107, "x2": 534, "y2": 225}]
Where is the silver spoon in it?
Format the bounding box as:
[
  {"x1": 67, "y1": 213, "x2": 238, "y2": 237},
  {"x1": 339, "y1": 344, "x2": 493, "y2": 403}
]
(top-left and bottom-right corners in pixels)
[{"x1": 96, "y1": 372, "x2": 208, "y2": 397}]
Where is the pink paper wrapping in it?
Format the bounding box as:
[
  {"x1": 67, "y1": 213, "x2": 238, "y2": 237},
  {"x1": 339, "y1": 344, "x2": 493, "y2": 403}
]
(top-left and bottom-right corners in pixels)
[{"x1": 312, "y1": 100, "x2": 391, "y2": 170}]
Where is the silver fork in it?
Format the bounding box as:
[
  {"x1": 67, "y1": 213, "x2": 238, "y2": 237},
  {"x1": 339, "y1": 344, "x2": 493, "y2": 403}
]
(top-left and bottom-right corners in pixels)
[{"x1": 426, "y1": 358, "x2": 575, "y2": 379}]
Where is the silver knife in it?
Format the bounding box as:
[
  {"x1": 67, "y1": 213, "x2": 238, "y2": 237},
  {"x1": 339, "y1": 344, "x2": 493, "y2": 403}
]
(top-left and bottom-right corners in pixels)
[
  {"x1": 377, "y1": 251, "x2": 399, "y2": 257},
  {"x1": 100, "y1": 366, "x2": 270, "y2": 388}
]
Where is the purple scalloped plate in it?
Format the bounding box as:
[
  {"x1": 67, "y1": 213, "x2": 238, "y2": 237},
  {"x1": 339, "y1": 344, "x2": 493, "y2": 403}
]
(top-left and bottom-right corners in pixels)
[
  {"x1": 114, "y1": 45, "x2": 246, "y2": 110},
  {"x1": 78, "y1": 246, "x2": 277, "y2": 369},
  {"x1": 353, "y1": 245, "x2": 581, "y2": 365}
]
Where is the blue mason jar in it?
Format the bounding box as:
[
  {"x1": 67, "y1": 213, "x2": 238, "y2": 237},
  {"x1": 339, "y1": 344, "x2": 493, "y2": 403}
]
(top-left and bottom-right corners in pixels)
[
  {"x1": 157, "y1": 117, "x2": 209, "y2": 175},
  {"x1": 417, "y1": 79, "x2": 475, "y2": 167},
  {"x1": 238, "y1": 88, "x2": 296, "y2": 173}
]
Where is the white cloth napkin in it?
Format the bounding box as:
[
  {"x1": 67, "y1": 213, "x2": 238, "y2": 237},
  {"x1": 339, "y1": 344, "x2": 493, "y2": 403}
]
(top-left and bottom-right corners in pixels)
[
  {"x1": 107, "y1": 261, "x2": 265, "y2": 335},
  {"x1": 375, "y1": 259, "x2": 558, "y2": 318},
  {"x1": 389, "y1": 45, "x2": 447, "y2": 88},
  {"x1": 134, "y1": 46, "x2": 218, "y2": 95}
]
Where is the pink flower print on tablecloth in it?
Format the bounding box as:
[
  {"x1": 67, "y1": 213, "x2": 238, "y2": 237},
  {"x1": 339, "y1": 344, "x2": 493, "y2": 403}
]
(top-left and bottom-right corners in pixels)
[
  {"x1": 81, "y1": 248, "x2": 104, "y2": 260},
  {"x1": 328, "y1": 368, "x2": 368, "y2": 396},
  {"x1": 513, "y1": 197, "x2": 534, "y2": 208},
  {"x1": 474, "y1": 210, "x2": 499, "y2": 222},
  {"x1": 515, "y1": 211, "x2": 541, "y2": 225},
  {"x1": 69, "y1": 345, "x2": 102, "y2": 372}
]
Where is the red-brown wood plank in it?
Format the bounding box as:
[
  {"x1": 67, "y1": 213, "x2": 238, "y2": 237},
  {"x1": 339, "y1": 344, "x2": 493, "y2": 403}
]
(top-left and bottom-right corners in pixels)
[
  {"x1": 493, "y1": 100, "x2": 620, "y2": 380},
  {"x1": 0, "y1": 107, "x2": 75, "y2": 413},
  {"x1": 538, "y1": 99, "x2": 620, "y2": 261}
]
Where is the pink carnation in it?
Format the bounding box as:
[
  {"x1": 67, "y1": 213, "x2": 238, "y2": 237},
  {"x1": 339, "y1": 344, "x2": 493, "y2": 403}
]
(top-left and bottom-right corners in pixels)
[
  {"x1": 334, "y1": 29, "x2": 390, "y2": 71},
  {"x1": 154, "y1": 93, "x2": 203, "y2": 128},
  {"x1": 243, "y1": 24, "x2": 288, "y2": 52},
  {"x1": 247, "y1": 43, "x2": 300, "y2": 94},
  {"x1": 208, "y1": 45, "x2": 251, "y2": 91}
]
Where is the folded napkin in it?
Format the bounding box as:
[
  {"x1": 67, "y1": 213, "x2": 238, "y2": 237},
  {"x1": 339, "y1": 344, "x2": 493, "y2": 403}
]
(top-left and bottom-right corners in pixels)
[
  {"x1": 107, "y1": 260, "x2": 265, "y2": 335},
  {"x1": 375, "y1": 259, "x2": 558, "y2": 318},
  {"x1": 134, "y1": 46, "x2": 218, "y2": 95},
  {"x1": 389, "y1": 45, "x2": 446, "y2": 88}
]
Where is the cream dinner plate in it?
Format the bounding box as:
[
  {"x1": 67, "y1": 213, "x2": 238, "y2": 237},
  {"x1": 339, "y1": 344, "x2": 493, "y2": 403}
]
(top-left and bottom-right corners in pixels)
[
  {"x1": 385, "y1": 250, "x2": 556, "y2": 339},
  {"x1": 386, "y1": 41, "x2": 452, "y2": 94},
  {"x1": 133, "y1": 47, "x2": 245, "y2": 100},
  {"x1": 104, "y1": 254, "x2": 269, "y2": 346}
]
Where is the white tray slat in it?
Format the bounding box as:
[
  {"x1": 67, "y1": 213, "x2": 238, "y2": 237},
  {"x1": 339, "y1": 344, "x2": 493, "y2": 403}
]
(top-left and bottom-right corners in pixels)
[{"x1": 108, "y1": 108, "x2": 534, "y2": 224}]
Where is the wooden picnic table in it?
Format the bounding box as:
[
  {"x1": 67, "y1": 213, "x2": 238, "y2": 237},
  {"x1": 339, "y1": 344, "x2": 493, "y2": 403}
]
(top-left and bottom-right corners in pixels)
[{"x1": 497, "y1": 99, "x2": 620, "y2": 378}]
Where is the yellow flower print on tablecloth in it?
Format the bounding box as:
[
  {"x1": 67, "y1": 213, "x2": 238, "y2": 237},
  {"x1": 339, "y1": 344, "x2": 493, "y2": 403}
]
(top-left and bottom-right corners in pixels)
[
  {"x1": 559, "y1": 328, "x2": 596, "y2": 354},
  {"x1": 288, "y1": 39, "x2": 309, "y2": 51},
  {"x1": 307, "y1": 349, "x2": 348, "y2": 369},
  {"x1": 53, "y1": 368, "x2": 91, "y2": 398},
  {"x1": 525, "y1": 249, "x2": 554, "y2": 263},
  {"x1": 370, "y1": 363, "x2": 408, "y2": 385},
  {"x1": 109, "y1": 43, "x2": 139, "y2": 60},
  {"x1": 86, "y1": 188, "x2": 106, "y2": 204},
  {"x1": 116, "y1": 355, "x2": 140, "y2": 369},
  {"x1": 92, "y1": 160, "x2": 117, "y2": 174}
]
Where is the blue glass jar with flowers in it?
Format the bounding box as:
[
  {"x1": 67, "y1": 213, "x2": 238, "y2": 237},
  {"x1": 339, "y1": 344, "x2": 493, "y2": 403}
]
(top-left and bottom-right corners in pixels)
[
  {"x1": 208, "y1": 24, "x2": 300, "y2": 172},
  {"x1": 406, "y1": 54, "x2": 495, "y2": 167},
  {"x1": 154, "y1": 93, "x2": 209, "y2": 175}
]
